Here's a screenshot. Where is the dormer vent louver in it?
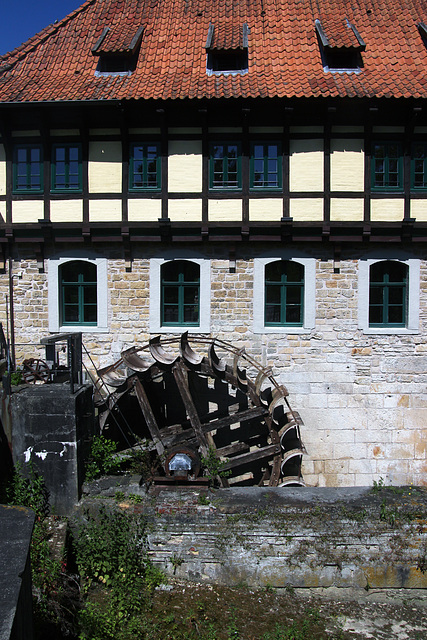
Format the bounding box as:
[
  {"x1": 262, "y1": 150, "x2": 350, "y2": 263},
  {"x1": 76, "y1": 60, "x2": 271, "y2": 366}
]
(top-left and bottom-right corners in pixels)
[
  {"x1": 92, "y1": 25, "x2": 144, "y2": 76},
  {"x1": 205, "y1": 22, "x2": 249, "y2": 75},
  {"x1": 315, "y1": 18, "x2": 365, "y2": 73}
]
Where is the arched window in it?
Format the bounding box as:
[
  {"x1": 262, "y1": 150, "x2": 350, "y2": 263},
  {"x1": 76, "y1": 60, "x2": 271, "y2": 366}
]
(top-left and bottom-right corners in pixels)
[
  {"x1": 265, "y1": 260, "x2": 304, "y2": 326},
  {"x1": 369, "y1": 260, "x2": 408, "y2": 327},
  {"x1": 161, "y1": 260, "x2": 200, "y2": 326},
  {"x1": 60, "y1": 261, "x2": 97, "y2": 326}
]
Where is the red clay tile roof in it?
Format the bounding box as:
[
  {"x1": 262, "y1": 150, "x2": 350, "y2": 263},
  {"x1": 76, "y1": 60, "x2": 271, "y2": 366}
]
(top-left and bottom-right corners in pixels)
[
  {"x1": 207, "y1": 23, "x2": 248, "y2": 51},
  {"x1": 1, "y1": 0, "x2": 427, "y2": 103},
  {"x1": 316, "y1": 18, "x2": 365, "y2": 50}
]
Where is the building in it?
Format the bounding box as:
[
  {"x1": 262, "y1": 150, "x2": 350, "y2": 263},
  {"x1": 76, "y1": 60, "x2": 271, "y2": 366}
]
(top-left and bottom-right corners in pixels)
[{"x1": 0, "y1": 0, "x2": 426, "y2": 487}]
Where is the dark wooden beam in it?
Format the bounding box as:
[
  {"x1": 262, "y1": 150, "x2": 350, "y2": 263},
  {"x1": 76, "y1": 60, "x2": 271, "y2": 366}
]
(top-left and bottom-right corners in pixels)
[
  {"x1": 221, "y1": 444, "x2": 281, "y2": 470},
  {"x1": 133, "y1": 377, "x2": 165, "y2": 458}
]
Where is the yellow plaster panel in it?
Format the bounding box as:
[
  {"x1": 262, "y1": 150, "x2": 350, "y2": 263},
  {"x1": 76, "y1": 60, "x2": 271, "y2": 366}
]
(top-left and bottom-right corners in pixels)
[
  {"x1": 208, "y1": 127, "x2": 242, "y2": 133},
  {"x1": 12, "y1": 200, "x2": 43, "y2": 223},
  {"x1": 290, "y1": 127, "x2": 324, "y2": 133},
  {"x1": 372, "y1": 126, "x2": 404, "y2": 133},
  {"x1": 11, "y1": 130, "x2": 40, "y2": 137},
  {"x1": 89, "y1": 141, "x2": 122, "y2": 193},
  {"x1": 89, "y1": 199, "x2": 122, "y2": 222},
  {"x1": 330, "y1": 198, "x2": 364, "y2": 221},
  {"x1": 0, "y1": 201, "x2": 5, "y2": 223},
  {"x1": 370, "y1": 199, "x2": 404, "y2": 221},
  {"x1": 168, "y1": 141, "x2": 202, "y2": 193},
  {"x1": 410, "y1": 199, "x2": 427, "y2": 221},
  {"x1": 330, "y1": 139, "x2": 364, "y2": 191},
  {"x1": 50, "y1": 200, "x2": 83, "y2": 222},
  {"x1": 129, "y1": 128, "x2": 161, "y2": 134},
  {"x1": 0, "y1": 144, "x2": 6, "y2": 195},
  {"x1": 168, "y1": 199, "x2": 202, "y2": 221},
  {"x1": 331, "y1": 126, "x2": 364, "y2": 133},
  {"x1": 168, "y1": 128, "x2": 202, "y2": 134},
  {"x1": 89, "y1": 128, "x2": 120, "y2": 135},
  {"x1": 290, "y1": 198, "x2": 323, "y2": 221},
  {"x1": 128, "y1": 199, "x2": 162, "y2": 221},
  {"x1": 290, "y1": 139, "x2": 324, "y2": 192},
  {"x1": 249, "y1": 127, "x2": 283, "y2": 133},
  {"x1": 50, "y1": 129, "x2": 80, "y2": 136},
  {"x1": 208, "y1": 199, "x2": 242, "y2": 221},
  {"x1": 249, "y1": 198, "x2": 283, "y2": 221}
]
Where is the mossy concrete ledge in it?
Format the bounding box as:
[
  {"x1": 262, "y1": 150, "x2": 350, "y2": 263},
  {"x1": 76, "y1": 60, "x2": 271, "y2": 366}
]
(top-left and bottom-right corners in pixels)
[{"x1": 81, "y1": 485, "x2": 427, "y2": 591}]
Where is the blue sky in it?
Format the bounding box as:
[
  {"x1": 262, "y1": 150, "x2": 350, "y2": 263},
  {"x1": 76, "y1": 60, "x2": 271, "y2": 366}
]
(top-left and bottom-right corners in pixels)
[{"x1": 1, "y1": 1, "x2": 81, "y2": 56}]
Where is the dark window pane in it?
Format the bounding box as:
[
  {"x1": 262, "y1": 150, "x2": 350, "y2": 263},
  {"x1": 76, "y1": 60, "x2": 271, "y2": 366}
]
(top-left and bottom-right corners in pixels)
[{"x1": 265, "y1": 285, "x2": 280, "y2": 304}]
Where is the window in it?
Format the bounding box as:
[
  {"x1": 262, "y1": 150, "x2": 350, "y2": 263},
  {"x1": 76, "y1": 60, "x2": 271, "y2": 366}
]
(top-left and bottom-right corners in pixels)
[
  {"x1": 358, "y1": 255, "x2": 419, "y2": 334},
  {"x1": 253, "y1": 257, "x2": 315, "y2": 334},
  {"x1": 129, "y1": 143, "x2": 161, "y2": 190},
  {"x1": 60, "y1": 261, "x2": 97, "y2": 326},
  {"x1": 48, "y1": 255, "x2": 108, "y2": 333},
  {"x1": 150, "y1": 256, "x2": 210, "y2": 333},
  {"x1": 250, "y1": 143, "x2": 282, "y2": 190},
  {"x1": 411, "y1": 143, "x2": 427, "y2": 189},
  {"x1": 95, "y1": 52, "x2": 139, "y2": 76},
  {"x1": 161, "y1": 260, "x2": 199, "y2": 326},
  {"x1": 369, "y1": 261, "x2": 407, "y2": 328},
  {"x1": 13, "y1": 145, "x2": 43, "y2": 193},
  {"x1": 209, "y1": 143, "x2": 241, "y2": 190},
  {"x1": 51, "y1": 144, "x2": 82, "y2": 192},
  {"x1": 265, "y1": 261, "x2": 304, "y2": 326},
  {"x1": 371, "y1": 143, "x2": 403, "y2": 191},
  {"x1": 92, "y1": 25, "x2": 144, "y2": 77}
]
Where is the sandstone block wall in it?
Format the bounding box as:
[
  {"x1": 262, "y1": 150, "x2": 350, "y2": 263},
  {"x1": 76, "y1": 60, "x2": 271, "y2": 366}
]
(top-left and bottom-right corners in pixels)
[{"x1": 1, "y1": 242, "x2": 426, "y2": 487}]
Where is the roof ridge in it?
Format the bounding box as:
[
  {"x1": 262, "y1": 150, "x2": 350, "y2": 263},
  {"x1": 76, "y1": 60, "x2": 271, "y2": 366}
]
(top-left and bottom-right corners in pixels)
[{"x1": 0, "y1": 0, "x2": 96, "y2": 64}]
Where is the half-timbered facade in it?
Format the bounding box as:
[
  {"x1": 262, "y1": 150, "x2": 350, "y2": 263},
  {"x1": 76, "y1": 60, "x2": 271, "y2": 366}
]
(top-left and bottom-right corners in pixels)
[{"x1": 1, "y1": 0, "x2": 427, "y2": 486}]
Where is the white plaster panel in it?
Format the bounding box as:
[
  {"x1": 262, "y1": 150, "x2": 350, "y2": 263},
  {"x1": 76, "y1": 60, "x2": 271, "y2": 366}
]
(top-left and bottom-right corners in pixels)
[
  {"x1": 330, "y1": 139, "x2": 364, "y2": 191},
  {"x1": 208, "y1": 199, "x2": 242, "y2": 221},
  {"x1": 370, "y1": 199, "x2": 404, "y2": 221},
  {"x1": 168, "y1": 141, "x2": 202, "y2": 193},
  {"x1": 249, "y1": 198, "x2": 283, "y2": 221},
  {"x1": 168, "y1": 199, "x2": 202, "y2": 221},
  {"x1": 128, "y1": 199, "x2": 162, "y2": 221},
  {"x1": 0, "y1": 144, "x2": 5, "y2": 195},
  {"x1": 89, "y1": 199, "x2": 122, "y2": 222},
  {"x1": 330, "y1": 198, "x2": 364, "y2": 221},
  {"x1": 289, "y1": 198, "x2": 323, "y2": 221},
  {"x1": 89, "y1": 141, "x2": 122, "y2": 193},
  {"x1": 50, "y1": 200, "x2": 83, "y2": 222},
  {"x1": 12, "y1": 200, "x2": 43, "y2": 223},
  {"x1": 290, "y1": 139, "x2": 324, "y2": 191},
  {"x1": 410, "y1": 199, "x2": 427, "y2": 221}
]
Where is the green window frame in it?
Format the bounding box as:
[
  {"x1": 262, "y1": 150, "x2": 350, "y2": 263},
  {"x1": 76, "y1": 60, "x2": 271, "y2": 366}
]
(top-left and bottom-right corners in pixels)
[
  {"x1": 250, "y1": 142, "x2": 282, "y2": 190},
  {"x1": 60, "y1": 261, "x2": 97, "y2": 326},
  {"x1": 209, "y1": 142, "x2": 241, "y2": 190},
  {"x1": 265, "y1": 260, "x2": 304, "y2": 326},
  {"x1": 369, "y1": 261, "x2": 407, "y2": 327},
  {"x1": 13, "y1": 145, "x2": 43, "y2": 193},
  {"x1": 371, "y1": 142, "x2": 403, "y2": 191},
  {"x1": 51, "y1": 144, "x2": 82, "y2": 193},
  {"x1": 129, "y1": 143, "x2": 161, "y2": 191},
  {"x1": 161, "y1": 260, "x2": 200, "y2": 326},
  {"x1": 411, "y1": 142, "x2": 427, "y2": 190}
]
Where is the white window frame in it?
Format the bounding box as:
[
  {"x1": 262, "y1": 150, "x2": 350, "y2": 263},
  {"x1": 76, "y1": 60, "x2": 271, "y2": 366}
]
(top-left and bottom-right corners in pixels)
[
  {"x1": 48, "y1": 253, "x2": 108, "y2": 333},
  {"x1": 253, "y1": 255, "x2": 316, "y2": 334},
  {"x1": 150, "y1": 254, "x2": 211, "y2": 334},
  {"x1": 358, "y1": 253, "x2": 420, "y2": 335}
]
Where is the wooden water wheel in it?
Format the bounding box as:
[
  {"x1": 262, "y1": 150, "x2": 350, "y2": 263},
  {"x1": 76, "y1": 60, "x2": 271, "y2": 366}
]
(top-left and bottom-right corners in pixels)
[{"x1": 96, "y1": 333, "x2": 305, "y2": 487}]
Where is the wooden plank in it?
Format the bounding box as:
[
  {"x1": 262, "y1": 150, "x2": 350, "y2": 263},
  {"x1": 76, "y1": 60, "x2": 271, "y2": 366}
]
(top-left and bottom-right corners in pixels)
[
  {"x1": 221, "y1": 444, "x2": 280, "y2": 471},
  {"x1": 133, "y1": 377, "x2": 165, "y2": 457},
  {"x1": 172, "y1": 361, "x2": 209, "y2": 456},
  {"x1": 201, "y1": 405, "x2": 269, "y2": 432},
  {"x1": 216, "y1": 442, "x2": 249, "y2": 457}
]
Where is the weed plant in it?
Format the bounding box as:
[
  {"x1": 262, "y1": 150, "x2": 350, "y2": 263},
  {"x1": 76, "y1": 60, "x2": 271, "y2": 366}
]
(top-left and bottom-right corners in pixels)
[{"x1": 85, "y1": 435, "x2": 121, "y2": 481}]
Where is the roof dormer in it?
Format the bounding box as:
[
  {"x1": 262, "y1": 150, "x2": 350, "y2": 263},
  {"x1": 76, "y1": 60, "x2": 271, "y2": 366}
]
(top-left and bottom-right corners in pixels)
[
  {"x1": 92, "y1": 25, "x2": 144, "y2": 76},
  {"x1": 205, "y1": 22, "x2": 249, "y2": 76},
  {"x1": 315, "y1": 17, "x2": 365, "y2": 73}
]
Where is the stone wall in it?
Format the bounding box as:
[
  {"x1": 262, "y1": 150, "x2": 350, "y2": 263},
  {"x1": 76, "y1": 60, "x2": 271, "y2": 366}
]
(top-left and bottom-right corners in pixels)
[
  {"x1": 1, "y1": 241, "x2": 426, "y2": 487},
  {"x1": 80, "y1": 485, "x2": 427, "y2": 591}
]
